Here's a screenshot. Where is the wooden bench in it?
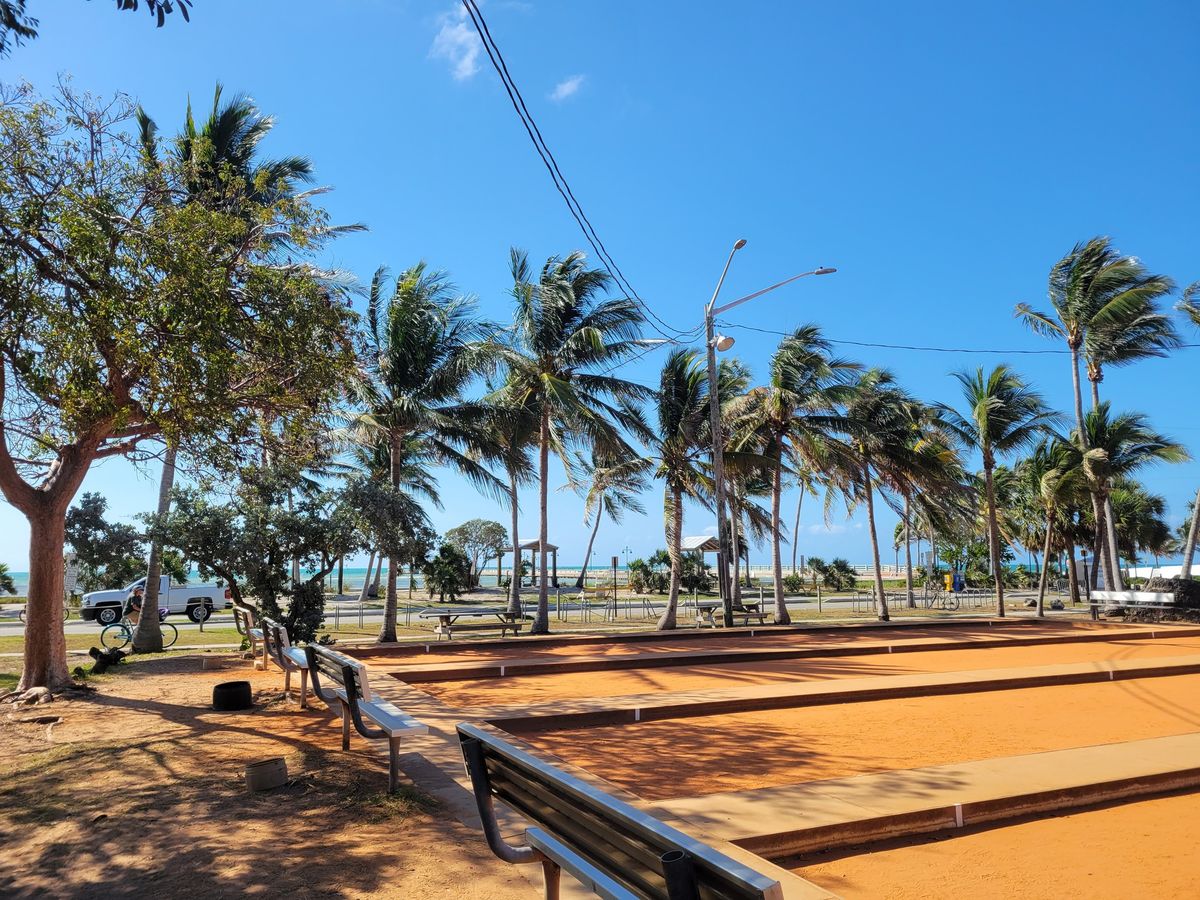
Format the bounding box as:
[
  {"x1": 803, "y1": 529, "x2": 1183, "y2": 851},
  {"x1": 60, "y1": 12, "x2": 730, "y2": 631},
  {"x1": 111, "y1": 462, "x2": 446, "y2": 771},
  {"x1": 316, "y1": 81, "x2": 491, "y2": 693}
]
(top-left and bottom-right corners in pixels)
[
  {"x1": 458, "y1": 721, "x2": 783, "y2": 899},
  {"x1": 730, "y1": 601, "x2": 767, "y2": 626},
  {"x1": 305, "y1": 644, "x2": 428, "y2": 792},
  {"x1": 1092, "y1": 590, "x2": 1176, "y2": 621},
  {"x1": 232, "y1": 604, "x2": 265, "y2": 669},
  {"x1": 261, "y1": 618, "x2": 311, "y2": 709}
]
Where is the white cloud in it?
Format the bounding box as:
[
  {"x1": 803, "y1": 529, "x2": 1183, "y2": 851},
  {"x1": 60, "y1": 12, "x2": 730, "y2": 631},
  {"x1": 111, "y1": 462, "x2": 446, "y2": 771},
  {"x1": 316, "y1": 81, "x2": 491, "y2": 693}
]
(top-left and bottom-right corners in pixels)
[
  {"x1": 549, "y1": 74, "x2": 586, "y2": 102},
  {"x1": 702, "y1": 525, "x2": 718, "y2": 536},
  {"x1": 806, "y1": 523, "x2": 848, "y2": 535},
  {"x1": 430, "y1": 7, "x2": 482, "y2": 81}
]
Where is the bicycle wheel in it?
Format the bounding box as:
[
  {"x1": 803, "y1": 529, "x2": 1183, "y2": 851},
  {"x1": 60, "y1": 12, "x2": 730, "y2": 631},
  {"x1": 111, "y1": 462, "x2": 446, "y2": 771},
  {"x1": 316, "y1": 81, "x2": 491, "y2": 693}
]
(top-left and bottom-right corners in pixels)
[
  {"x1": 62, "y1": 604, "x2": 72, "y2": 622},
  {"x1": 18, "y1": 607, "x2": 26, "y2": 624},
  {"x1": 161, "y1": 623, "x2": 179, "y2": 649},
  {"x1": 100, "y1": 623, "x2": 132, "y2": 650},
  {"x1": 943, "y1": 595, "x2": 960, "y2": 611}
]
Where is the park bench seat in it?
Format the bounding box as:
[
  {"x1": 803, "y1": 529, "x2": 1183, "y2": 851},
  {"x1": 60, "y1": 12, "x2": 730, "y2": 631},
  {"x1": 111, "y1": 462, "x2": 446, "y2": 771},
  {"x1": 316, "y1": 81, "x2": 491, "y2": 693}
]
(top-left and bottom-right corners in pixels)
[
  {"x1": 730, "y1": 602, "x2": 767, "y2": 626},
  {"x1": 458, "y1": 721, "x2": 783, "y2": 899},
  {"x1": 306, "y1": 644, "x2": 428, "y2": 792},
  {"x1": 261, "y1": 618, "x2": 310, "y2": 708},
  {"x1": 1092, "y1": 590, "x2": 1176, "y2": 620},
  {"x1": 232, "y1": 604, "x2": 266, "y2": 669}
]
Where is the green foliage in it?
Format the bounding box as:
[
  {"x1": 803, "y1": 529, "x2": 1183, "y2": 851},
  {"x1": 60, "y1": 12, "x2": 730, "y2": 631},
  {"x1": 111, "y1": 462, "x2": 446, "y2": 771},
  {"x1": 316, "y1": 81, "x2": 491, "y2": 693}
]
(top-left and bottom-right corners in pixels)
[
  {"x1": 445, "y1": 519, "x2": 508, "y2": 587},
  {"x1": 0, "y1": 561, "x2": 15, "y2": 595},
  {"x1": 782, "y1": 573, "x2": 806, "y2": 594},
  {"x1": 627, "y1": 557, "x2": 667, "y2": 594},
  {"x1": 679, "y1": 555, "x2": 712, "y2": 593},
  {"x1": 810, "y1": 557, "x2": 857, "y2": 590},
  {"x1": 422, "y1": 543, "x2": 472, "y2": 602},
  {"x1": 64, "y1": 493, "x2": 191, "y2": 591},
  {"x1": 150, "y1": 468, "x2": 364, "y2": 642}
]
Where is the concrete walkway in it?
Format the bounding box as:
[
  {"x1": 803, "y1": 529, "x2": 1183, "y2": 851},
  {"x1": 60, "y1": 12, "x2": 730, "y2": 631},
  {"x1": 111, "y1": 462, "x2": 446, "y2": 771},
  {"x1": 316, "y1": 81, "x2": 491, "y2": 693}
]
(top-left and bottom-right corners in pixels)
[{"x1": 650, "y1": 732, "x2": 1200, "y2": 860}]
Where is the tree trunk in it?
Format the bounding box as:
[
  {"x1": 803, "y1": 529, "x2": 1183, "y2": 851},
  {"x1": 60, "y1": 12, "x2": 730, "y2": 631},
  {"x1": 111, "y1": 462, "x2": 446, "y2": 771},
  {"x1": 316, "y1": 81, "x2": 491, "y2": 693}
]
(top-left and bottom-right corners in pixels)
[
  {"x1": 507, "y1": 470, "x2": 522, "y2": 617},
  {"x1": 1036, "y1": 511, "x2": 1053, "y2": 617},
  {"x1": 18, "y1": 511, "x2": 72, "y2": 692},
  {"x1": 133, "y1": 442, "x2": 177, "y2": 653},
  {"x1": 1090, "y1": 494, "x2": 1114, "y2": 591},
  {"x1": 357, "y1": 552, "x2": 376, "y2": 603},
  {"x1": 1103, "y1": 495, "x2": 1125, "y2": 591},
  {"x1": 791, "y1": 484, "x2": 806, "y2": 576},
  {"x1": 532, "y1": 409, "x2": 551, "y2": 634},
  {"x1": 771, "y1": 437, "x2": 789, "y2": 624},
  {"x1": 903, "y1": 494, "x2": 915, "y2": 609},
  {"x1": 1181, "y1": 485, "x2": 1200, "y2": 578},
  {"x1": 730, "y1": 502, "x2": 742, "y2": 604},
  {"x1": 576, "y1": 506, "x2": 603, "y2": 589},
  {"x1": 983, "y1": 458, "x2": 1005, "y2": 616},
  {"x1": 379, "y1": 429, "x2": 401, "y2": 643},
  {"x1": 1066, "y1": 542, "x2": 1081, "y2": 605},
  {"x1": 658, "y1": 488, "x2": 683, "y2": 630},
  {"x1": 862, "y1": 462, "x2": 889, "y2": 621}
]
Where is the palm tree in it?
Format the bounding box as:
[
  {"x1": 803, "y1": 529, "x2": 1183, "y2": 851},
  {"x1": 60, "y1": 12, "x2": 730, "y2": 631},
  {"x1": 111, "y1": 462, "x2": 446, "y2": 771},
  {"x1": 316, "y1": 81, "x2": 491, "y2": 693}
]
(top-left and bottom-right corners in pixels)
[
  {"x1": 729, "y1": 325, "x2": 856, "y2": 623},
  {"x1": 353, "y1": 264, "x2": 501, "y2": 642},
  {"x1": 502, "y1": 250, "x2": 652, "y2": 634},
  {"x1": 1017, "y1": 439, "x2": 1085, "y2": 616},
  {"x1": 1016, "y1": 237, "x2": 1175, "y2": 591},
  {"x1": 1076, "y1": 403, "x2": 1188, "y2": 588},
  {"x1": 132, "y1": 87, "x2": 318, "y2": 652},
  {"x1": 484, "y1": 392, "x2": 538, "y2": 617},
  {"x1": 569, "y1": 452, "x2": 650, "y2": 589},
  {"x1": 941, "y1": 366, "x2": 1057, "y2": 616},
  {"x1": 643, "y1": 350, "x2": 716, "y2": 630},
  {"x1": 1176, "y1": 282, "x2": 1200, "y2": 577}
]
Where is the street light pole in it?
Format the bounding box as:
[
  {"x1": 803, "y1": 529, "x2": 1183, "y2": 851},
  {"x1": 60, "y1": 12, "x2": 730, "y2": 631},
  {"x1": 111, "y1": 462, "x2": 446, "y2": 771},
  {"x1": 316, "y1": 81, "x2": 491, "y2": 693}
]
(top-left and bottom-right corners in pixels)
[
  {"x1": 704, "y1": 239, "x2": 746, "y2": 627},
  {"x1": 703, "y1": 240, "x2": 836, "y2": 628}
]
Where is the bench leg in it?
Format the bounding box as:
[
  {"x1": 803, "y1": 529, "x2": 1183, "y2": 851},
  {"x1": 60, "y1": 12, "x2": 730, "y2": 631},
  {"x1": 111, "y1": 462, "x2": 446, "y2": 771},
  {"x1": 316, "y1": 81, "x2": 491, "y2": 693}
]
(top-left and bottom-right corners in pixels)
[
  {"x1": 541, "y1": 858, "x2": 561, "y2": 900},
  {"x1": 299, "y1": 669, "x2": 308, "y2": 709},
  {"x1": 388, "y1": 736, "x2": 401, "y2": 794},
  {"x1": 340, "y1": 702, "x2": 351, "y2": 751},
  {"x1": 283, "y1": 668, "x2": 292, "y2": 699}
]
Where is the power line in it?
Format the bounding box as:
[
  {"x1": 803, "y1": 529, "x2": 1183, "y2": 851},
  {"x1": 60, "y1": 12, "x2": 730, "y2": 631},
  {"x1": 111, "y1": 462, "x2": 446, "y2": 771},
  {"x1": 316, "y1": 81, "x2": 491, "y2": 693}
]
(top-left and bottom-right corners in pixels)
[
  {"x1": 460, "y1": 0, "x2": 695, "y2": 342},
  {"x1": 720, "y1": 321, "x2": 1200, "y2": 355}
]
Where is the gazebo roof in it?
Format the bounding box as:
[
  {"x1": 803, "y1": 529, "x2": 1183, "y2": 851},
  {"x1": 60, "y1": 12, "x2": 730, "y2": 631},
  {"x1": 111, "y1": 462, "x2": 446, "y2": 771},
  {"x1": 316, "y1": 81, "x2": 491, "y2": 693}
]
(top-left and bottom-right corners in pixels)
[
  {"x1": 680, "y1": 535, "x2": 719, "y2": 552},
  {"x1": 516, "y1": 538, "x2": 559, "y2": 552}
]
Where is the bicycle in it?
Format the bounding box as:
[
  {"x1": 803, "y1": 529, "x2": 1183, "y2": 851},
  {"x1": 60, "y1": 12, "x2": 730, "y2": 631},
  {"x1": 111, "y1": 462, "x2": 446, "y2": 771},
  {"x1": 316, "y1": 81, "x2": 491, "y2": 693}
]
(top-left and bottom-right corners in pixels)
[
  {"x1": 100, "y1": 608, "x2": 177, "y2": 651},
  {"x1": 19, "y1": 602, "x2": 73, "y2": 623}
]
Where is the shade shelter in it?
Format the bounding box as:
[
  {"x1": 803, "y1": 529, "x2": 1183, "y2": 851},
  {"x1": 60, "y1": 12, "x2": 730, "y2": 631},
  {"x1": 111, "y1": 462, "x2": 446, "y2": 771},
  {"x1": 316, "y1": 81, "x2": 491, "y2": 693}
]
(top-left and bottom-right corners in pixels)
[
  {"x1": 681, "y1": 535, "x2": 720, "y2": 559},
  {"x1": 504, "y1": 538, "x2": 559, "y2": 588}
]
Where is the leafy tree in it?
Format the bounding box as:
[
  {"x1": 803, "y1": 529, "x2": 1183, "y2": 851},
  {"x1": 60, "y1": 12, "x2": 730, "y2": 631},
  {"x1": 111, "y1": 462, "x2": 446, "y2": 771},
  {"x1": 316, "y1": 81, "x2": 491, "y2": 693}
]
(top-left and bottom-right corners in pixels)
[
  {"x1": 1, "y1": 1, "x2": 190, "y2": 57},
  {"x1": 0, "y1": 86, "x2": 355, "y2": 691},
  {"x1": 568, "y1": 451, "x2": 648, "y2": 589},
  {"x1": 445, "y1": 519, "x2": 509, "y2": 588},
  {"x1": 0, "y1": 562, "x2": 15, "y2": 595},
  {"x1": 679, "y1": 555, "x2": 712, "y2": 593},
  {"x1": 1176, "y1": 282, "x2": 1200, "y2": 577},
  {"x1": 502, "y1": 249, "x2": 651, "y2": 633},
  {"x1": 65, "y1": 493, "x2": 149, "y2": 591},
  {"x1": 941, "y1": 366, "x2": 1057, "y2": 616},
  {"x1": 349, "y1": 263, "x2": 500, "y2": 643},
  {"x1": 422, "y1": 543, "x2": 471, "y2": 602},
  {"x1": 730, "y1": 325, "x2": 856, "y2": 622},
  {"x1": 1017, "y1": 439, "x2": 1086, "y2": 615}
]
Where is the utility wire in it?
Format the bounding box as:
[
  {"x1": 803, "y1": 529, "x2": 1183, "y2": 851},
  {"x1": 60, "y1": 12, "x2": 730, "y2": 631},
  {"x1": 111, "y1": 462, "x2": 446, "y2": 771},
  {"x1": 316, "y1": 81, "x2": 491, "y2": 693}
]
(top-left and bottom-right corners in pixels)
[
  {"x1": 460, "y1": 0, "x2": 694, "y2": 342},
  {"x1": 719, "y1": 321, "x2": 1200, "y2": 355}
]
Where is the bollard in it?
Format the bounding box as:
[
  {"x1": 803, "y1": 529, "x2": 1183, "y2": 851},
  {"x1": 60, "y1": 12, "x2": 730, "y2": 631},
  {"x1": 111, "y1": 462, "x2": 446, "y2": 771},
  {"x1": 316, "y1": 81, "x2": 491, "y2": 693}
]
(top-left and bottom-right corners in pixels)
[
  {"x1": 817, "y1": 583, "x2": 822, "y2": 614},
  {"x1": 334, "y1": 603, "x2": 340, "y2": 631},
  {"x1": 358, "y1": 601, "x2": 364, "y2": 628}
]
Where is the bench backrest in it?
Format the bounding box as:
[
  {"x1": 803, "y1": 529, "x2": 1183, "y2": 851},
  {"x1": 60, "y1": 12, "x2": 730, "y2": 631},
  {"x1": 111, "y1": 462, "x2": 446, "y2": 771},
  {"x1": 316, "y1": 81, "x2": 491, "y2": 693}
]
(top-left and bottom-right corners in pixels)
[
  {"x1": 305, "y1": 644, "x2": 373, "y2": 702},
  {"x1": 232, "y1": 604, "x2": 258, "y2": 637},
  {"x1": 458, "y1": 722, "x2": 782, "y2": 900},
  {"x1": 261, "y1": 618, "x2": 291, "y2": 668},
  {"x1": 1092, "y1": 590, "x2": 1175, "y2": 605}
]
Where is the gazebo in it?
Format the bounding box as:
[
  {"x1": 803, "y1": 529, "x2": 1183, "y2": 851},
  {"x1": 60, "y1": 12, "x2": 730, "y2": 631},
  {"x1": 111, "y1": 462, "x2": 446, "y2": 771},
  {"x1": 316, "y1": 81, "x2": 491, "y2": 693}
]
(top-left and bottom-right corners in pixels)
[
  {"x1": 680, "y1": 535, "x2": 719, "y2": 559},
  {"x1": 503, "y1": 538, "x2": 559, "y2": 588}
]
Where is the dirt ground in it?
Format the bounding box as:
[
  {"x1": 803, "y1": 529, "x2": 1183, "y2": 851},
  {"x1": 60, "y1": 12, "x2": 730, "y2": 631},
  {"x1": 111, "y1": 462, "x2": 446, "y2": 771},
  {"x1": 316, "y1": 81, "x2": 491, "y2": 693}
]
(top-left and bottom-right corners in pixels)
[
  {"x1": 525, "y1": 673, "x2": 1200, "y2": 800},
  {"x1": 416, "y1": 634, "x2": 1200, "y2": 707},
  {"x1": 790, "y1": 789, "x2": 1200, "y2": 899},
  {"x1": 0, "y1": 654, "x2": 532, "y2": 900}
]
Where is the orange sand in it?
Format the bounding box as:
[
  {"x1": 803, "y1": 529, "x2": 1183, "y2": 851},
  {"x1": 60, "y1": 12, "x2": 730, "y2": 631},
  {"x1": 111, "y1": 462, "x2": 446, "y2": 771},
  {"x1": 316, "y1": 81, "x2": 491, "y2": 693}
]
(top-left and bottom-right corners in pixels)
[
  {"x1": 418, "y1": 635, "x2": 1200, "y2": 707},
  {"x1": 791, "y1": 790, "x2": 1200, "y2": 899},
  {"x1": 366, "y1": 621, "x2": 1112, "y2": 669},
  {"x1": 524, "y1": 674, "x2": 1200, "y2": 800}
]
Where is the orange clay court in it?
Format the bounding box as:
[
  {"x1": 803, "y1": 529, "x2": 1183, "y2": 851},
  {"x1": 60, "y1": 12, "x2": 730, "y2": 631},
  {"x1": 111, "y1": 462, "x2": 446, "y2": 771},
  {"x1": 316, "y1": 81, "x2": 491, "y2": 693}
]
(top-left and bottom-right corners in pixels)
[{"x1": 348, "y1": 619, "x2": 1200, "y2": 898}]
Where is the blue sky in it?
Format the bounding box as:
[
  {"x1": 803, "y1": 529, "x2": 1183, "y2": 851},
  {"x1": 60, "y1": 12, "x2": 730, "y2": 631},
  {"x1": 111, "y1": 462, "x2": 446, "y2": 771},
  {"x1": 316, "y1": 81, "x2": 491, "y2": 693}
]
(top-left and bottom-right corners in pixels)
[{"x1": 2, "y1": 0, "x2": 1198, "y2": 571}]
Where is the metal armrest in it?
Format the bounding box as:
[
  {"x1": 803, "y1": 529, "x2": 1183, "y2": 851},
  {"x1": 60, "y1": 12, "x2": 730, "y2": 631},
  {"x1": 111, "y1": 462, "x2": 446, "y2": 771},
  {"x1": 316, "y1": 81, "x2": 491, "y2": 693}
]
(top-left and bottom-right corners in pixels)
[{"x1": 461, "y1": 736, "x2": 539, "y2": 866}]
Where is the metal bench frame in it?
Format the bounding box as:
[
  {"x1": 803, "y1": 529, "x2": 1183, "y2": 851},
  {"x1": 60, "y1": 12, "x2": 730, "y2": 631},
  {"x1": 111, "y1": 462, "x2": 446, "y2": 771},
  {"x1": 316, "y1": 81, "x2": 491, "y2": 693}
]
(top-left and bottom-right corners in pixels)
[
  {"x1": 306, "y1": 644, "x2": 426, "y2": 792},
  {"x1": 261, "y1": 618, "x2": 310, "y2": 708},
  {"x1": 458, "y1": 721, "x2": 783, "y2": 900}
]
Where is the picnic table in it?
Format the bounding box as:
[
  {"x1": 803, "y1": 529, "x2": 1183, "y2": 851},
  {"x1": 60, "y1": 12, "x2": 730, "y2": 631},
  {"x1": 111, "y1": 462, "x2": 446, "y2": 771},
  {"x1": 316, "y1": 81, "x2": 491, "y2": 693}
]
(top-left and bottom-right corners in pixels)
[
  {"x1": 417, "y1": 605, "x2": 527, "y2": 640},
  {"x1": 696, "y1": 598, "x2": 767, "y2": 627}
]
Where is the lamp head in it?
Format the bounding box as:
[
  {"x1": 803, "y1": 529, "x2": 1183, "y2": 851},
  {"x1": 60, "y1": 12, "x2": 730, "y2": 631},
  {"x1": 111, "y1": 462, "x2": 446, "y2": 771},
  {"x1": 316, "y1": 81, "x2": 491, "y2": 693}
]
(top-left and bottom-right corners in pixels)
[
  {"x1": 814, "y1": 267, "x2": 837, "y2": 275},
  {"x1": 713, "y1": 333, "x2": 736, "y2": 352},
  {"x1": 733, "y1": 239, "x2": 747, "y2": 250}
]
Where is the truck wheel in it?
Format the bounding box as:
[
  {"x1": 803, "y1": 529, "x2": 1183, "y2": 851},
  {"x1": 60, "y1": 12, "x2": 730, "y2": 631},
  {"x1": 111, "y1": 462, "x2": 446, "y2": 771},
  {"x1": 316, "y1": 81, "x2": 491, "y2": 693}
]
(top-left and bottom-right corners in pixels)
[
  {"x1": 96, "y1": 606, "x2": 121, "y2": 626},
  {"x1": 188, "y1": 604, "x2": 211, "y2": 623}
]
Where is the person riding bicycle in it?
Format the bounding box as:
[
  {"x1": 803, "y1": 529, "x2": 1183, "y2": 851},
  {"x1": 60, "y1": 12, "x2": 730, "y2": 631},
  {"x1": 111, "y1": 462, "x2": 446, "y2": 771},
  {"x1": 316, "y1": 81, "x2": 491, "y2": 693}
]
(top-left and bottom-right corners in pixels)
[{"x1": 123, "y1": 585, "x2": 145, "y2": 624}]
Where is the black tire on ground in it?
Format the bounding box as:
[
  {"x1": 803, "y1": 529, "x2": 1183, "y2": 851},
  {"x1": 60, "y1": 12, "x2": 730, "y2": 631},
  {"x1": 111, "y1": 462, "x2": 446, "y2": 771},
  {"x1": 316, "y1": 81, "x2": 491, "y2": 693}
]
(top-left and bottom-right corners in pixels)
[
  {"x1": 188, "y1": 604, "x2": 211, "y2": 623},
  {"x1": 96, "y1": 606, "x2": 121, "y2": 625},
  {"x1": 212, "y1": 680, "x2": 253, "y2": 711}
]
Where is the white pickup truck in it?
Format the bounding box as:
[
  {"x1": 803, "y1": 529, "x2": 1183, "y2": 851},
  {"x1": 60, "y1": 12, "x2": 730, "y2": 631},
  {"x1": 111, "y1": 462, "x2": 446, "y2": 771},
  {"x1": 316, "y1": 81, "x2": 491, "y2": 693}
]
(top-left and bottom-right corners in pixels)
[{"x1": 80, "y1": 576, "x2": 232, "y2": 625}]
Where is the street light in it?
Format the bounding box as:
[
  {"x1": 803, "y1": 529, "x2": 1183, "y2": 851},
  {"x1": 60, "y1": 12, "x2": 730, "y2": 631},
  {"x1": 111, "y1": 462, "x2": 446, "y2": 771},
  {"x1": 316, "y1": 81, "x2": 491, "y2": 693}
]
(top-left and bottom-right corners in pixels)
[{"x1": 704, "y1": 239, "x2": 836, "y2": 627}]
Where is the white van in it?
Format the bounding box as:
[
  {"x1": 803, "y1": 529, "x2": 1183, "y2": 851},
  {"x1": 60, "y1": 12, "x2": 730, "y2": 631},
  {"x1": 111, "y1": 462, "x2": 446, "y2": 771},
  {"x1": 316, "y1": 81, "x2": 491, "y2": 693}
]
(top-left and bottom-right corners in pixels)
[{"x1": 80, "y1": 576, "x2": 232, "y2": 625}]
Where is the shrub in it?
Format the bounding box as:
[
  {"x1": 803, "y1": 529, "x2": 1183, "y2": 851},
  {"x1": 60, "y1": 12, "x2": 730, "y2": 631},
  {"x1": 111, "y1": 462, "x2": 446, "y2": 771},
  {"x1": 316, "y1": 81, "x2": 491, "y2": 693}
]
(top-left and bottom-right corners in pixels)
[{"x1": 782, "y1": 573, "x2": 805, "y2": 594}]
